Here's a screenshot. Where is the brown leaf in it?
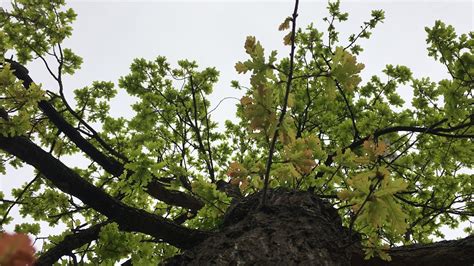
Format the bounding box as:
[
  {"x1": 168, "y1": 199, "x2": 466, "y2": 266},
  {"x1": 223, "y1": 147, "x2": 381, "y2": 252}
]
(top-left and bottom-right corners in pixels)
[
  {"x1": 283, "y1": 32, "x2": 292, "y2": 46},
  {"x1": 278, "y1": 17, "x2": 292, "y2": 31},
  {"x1": 0, "y1": 233, "x2": 36, "y2": 265}
]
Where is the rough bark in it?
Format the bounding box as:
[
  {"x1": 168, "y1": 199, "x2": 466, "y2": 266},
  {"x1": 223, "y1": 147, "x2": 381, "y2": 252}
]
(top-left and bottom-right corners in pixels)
[
  {"x1": 167, "y1": 189, "x2": 474, "y2": 266},
  {"x1": 167, "y1": 189, "x2": 357, "y2": 265}
]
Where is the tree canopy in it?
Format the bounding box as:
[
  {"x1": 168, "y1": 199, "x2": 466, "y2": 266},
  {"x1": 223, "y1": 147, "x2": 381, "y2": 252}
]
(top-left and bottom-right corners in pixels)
[{"x1": 0, "y1": 0, "x2": 472, "y2": 264}]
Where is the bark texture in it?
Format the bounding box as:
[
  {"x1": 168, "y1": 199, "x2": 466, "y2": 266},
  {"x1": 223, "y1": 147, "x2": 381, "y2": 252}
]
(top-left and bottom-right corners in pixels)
[
  {"x1": 167, "y1": 189, "x2": 357, "y2": 265},
  {"x1": 167, "y1": 189, "x2": 474, "y2": 266}
]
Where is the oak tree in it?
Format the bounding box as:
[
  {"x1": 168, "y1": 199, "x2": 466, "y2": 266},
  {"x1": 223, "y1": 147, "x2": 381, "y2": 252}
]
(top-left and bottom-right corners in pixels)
[{"x1": 0, "y1": 0, "x2": 472, "y2": 265}]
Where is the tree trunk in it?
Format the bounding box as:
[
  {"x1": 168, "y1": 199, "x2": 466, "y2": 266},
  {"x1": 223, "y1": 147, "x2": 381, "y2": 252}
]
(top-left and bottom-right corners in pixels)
[
  {"x1": 167, "y1": 189, "x2": 474, "y2": 266},
  {"x1": 167, "y1": 189, "x2": 358, "y2": 265}
]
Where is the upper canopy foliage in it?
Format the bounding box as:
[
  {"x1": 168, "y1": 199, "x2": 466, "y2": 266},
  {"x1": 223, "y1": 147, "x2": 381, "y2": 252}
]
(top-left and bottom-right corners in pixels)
[{"x1": 0, "y1": 0, "x2": 472, "y2": 264}]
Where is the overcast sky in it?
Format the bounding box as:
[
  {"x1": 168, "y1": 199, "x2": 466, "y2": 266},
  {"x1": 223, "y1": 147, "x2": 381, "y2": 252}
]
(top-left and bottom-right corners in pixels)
[{"x1": 1, "y1": 0, "x2": 473, "y2": 246}]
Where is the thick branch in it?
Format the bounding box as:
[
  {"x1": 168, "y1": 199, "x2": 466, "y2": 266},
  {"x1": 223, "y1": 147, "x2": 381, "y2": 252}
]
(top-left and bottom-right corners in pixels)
[
  {"x1": 2, "y1": 59, "x2": 203, "y2": 211},
  {"x1": 0, "y1": 135, "x2": 210, "y2": 249},
  {"x1": 372, "y1": 123, "x2": 474, "y2": 140},
  {"x1": 35, "y1": 222, "x2": 109, "y2": 265},
  {"x1": 352, "y1": 235, "x2": 474, "y2": 266},
  {"x1": 146, "y1": 181, "x2": 203, "y2": 210},
  {"x1": 36, "y1": 211, "x2": 197, "y2": 264}
]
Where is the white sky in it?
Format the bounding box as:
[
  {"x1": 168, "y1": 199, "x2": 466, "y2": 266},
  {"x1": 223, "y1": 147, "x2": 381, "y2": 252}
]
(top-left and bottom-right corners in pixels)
[
  {"x1": 1, "y1": 0, "x2": 473, "y2": 248},
  {"x1": 26, "y1": 1, "x2": 474, "y2": 127}
]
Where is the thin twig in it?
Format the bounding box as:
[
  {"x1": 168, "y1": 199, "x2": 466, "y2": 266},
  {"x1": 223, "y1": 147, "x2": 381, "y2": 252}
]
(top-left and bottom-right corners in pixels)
[{"x1": 261, "y1": 0, "x2": 300, "y2": 206}]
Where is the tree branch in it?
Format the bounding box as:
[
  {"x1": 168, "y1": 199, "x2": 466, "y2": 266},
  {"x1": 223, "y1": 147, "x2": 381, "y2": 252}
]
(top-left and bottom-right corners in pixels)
[
  {"x1": 262, "y1": 0, "x2": 300, "y2": 205},
  {"x1": 188, "y1": 75, "x2": 215, "y2": 182},
  {"x1": 352, "y1": 235, "x2": 474, "y2": 266},
  {"x1": 36, "y1": 210, "x2": 197, "y2": 265},
  {"x1": 334, "y1": 79, "x2": 359, "y2": 140},
  {"x1": 314, "y1": 118, "x2": 473, "y2": 179},
  {"x1": 1, "y1": 59, "x2": 204, "y2": 211},
  {"x1": 35, "y1": 222, "x2": 109, "y2": 265},
  {"x1": 0, "y1": 135, "x2": 210, "y2": 249}
]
